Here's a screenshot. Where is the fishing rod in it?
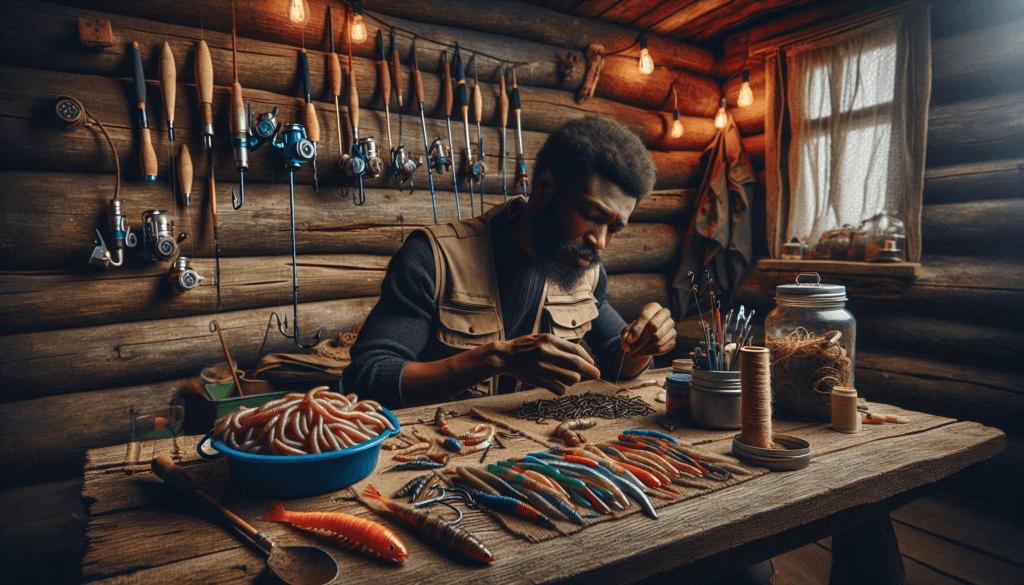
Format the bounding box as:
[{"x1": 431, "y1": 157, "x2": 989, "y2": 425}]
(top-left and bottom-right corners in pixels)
[
  {"x1": 178, "y1": 143, "x2": 192, "y2": 208},
  {"x1": 377, "y1": 30, "x2": 393, "y2": 162},
  {"x1": 471, "y1": 62, "x2": 486, "y2": 214},
  {"x1": 195, "y1": 38, "x2": 221, "y2": 308},
  {"x1": 229, "y1": 0, "x2": 249, "y2": 209},
  {"x1": 159, "y1": 42, "x2": 177, "y2": 205},
  {"x1": 327, "y1": 6, "x2": 344, "y2": 178},
  {"x1": 389, "y1": 26, "x2": 419, "y2": 191},
  {"x1": 129, "y1": 42, "x2": 158, "y2": 183},
  {"x1": 454, "y1": 44, "x2": 475, "y2": 214},
  {"x1": 511, "y1": 69, "x2": 528, "y2": 198},
  {"x1": 340, "y1": 8, "x2": 381, "y2": 205},
  {"x1": 441, "y1": 50, "x2": 461, "y2": 219},
  {"x1": 411, "y1": 37, "x2": 438, "y2": 225},
  {"x1": 499, "y1": 70, "x2": 509, "y2": 201},
  {"x1": 299, "y1": 49, "x2": 320, "y2": 192}
]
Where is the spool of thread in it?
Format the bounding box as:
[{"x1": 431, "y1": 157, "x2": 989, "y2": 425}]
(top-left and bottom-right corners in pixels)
[
  {"x1": 830, "y1": 386, "x2": 860, "y2": 433},
  {"x1": 739, "y1": 346, "x2": 774, "y2": 449}
]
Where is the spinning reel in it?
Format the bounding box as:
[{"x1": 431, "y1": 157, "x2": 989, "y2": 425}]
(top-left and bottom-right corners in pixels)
[
  {"x1": 89, "y1": 199, "x2": 137, "y2": 269},
  {"x1": 167, "y1": 256, "x2": 204, "y2": 294},
  {"x1": 342, "y1": 137, "x2": 384, "y2": 179},
  {"x1": 140, "y1": 210, "x2": 188, "y2": 262},
  {"x1": 390, "y1": 144, "x2": 423, "y2": 192},
  {"x1": 428, "y1": 137, "x2": 450, "y2": 175}
]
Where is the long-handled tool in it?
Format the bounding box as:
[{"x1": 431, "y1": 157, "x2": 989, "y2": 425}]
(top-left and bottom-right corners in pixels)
[
  {"x1": 471, "y1": 63, "x2": 486, "y2": 214},
  {"x1": 271, "y1": 122, "x2": 322, "y2": 349},
  {"x1": 376, "y1": 30, "x2": 393, "y2": 161},
  {"x1": 454, "y1": 44, "x2": 475, "y2": 214},
  {"x1": 511, "y1": 69, "x2": 528, "y2": 198},
  {"x1": 340, "y1": 9, "x2": 369, "y2": 205},
  {"x1": 499, "y1": 70, "x2": 509, "y2": 201},
  {"x1": 389, "y1": 26, "x2": 419, "y2": 191},
  {"x1": 441, "y1": 50, "x2": 461, "y2": 219},
  {"x1": 130, "y1": 42, "x2": 158, "y2": 183},
  {"x1": 412, "y1": 38, "x2": 438, "y2": 225},
  {"x1": 327, "y1": 6, "x2": 344, "y2": 174},
  {"x1": 299, "y1": 49, "x2": 320, "y2": 192},
  {"x1": 159, "y1": 42, "x2": 177, "y2": 204},
  {"x1": 151, "y1": 456, "x2": 339, "y2": 585},
  {"x1": 196, "y1": 39, "x2": 221, "y2": 308},
  {"x1": 229, "y1": 0, "x2": 249, "y2": 210}
]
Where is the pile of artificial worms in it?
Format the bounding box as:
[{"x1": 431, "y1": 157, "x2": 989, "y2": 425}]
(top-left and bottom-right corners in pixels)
[{"x1": 506, "y1": 392, "x2": 655, "y2": 423}]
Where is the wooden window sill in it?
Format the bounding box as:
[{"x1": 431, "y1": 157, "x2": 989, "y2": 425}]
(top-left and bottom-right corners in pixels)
[{"x1": 757, "y1": 259, "x2": 920, "y2": 279}]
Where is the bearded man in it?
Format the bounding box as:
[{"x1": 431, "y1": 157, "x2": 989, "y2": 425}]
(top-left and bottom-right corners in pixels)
[{"x1": 343, "y1": 117, "x2": 676, "y2": 408}]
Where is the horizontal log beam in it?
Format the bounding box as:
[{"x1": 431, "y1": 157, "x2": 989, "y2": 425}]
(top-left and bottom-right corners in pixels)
[
  {"x1": 924, "y1": 158, "x2": 1024, "y2": 204},
  {"x1": 607, "y1": 272, "x2": 669, "y2": 324},
  {"x1": 921, "y1": 199, "x2": 1024, "y2": 256},
  {"x1": 0, "y1": 297, "x2": 378, "y2": 401},
  {"x1": 742, "y1": 134, "x2": 765, "y2": 167},
  {"x1": 927, "y1": 91, "x2": 1024, "y2": 167},
  {"x1": 592, "y1": 57, "x2": 720, "y2": 116},
  {"x1": 0, "y1": 172, "x2": 694, "y2": 270},
  {"x1": 931, "y1": 18, "x2": 1024, "y2": 104}
]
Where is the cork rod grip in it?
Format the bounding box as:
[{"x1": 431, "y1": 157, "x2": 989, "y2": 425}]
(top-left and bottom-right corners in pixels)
[
  {"x1": 378, "y1": 60, "x2": 391, "y2": 107},
  {"x1": 442, "y1": 63, "x2": 453, "y2": 117},
  {"x1": 472, "y1": 82, "x2": 482, "y2": 123},
  {"x1": 348, "y1": 68, "x2": 359, "y2": 131},
  {"x1": 159, "y1": 43, "x2": 175, "y2": 123},
  {"x1": 139, "y1": 127, "x2": 158, "y2": 180},
  {"x1": 231, "y1": 83, "x2": 245, "y2": 136},
  {"x1": 196, "y1": 41, "x2": 214, "y2": 126},
  {"x1": 178, "y1": 143, "x2": 193, "y2": 196},
  {"x1": 391, "y1": 50, "x2": 403, "y2": 106},
  {"x1": 499, "y1": 77, "x2": 508, "y2": 128},
  {"x1": 329, "y1": 53, "x2": 342, "y2": 97},
  {"x1": 413, "y1": 70, "x2": 423, "y2": 105},
  {"x1": 305, "y1": 102, "x2": 320, "y2": 142}
]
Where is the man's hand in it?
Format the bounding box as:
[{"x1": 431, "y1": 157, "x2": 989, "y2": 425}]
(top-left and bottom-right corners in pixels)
[
  {"x1": 494, "y1": 334, "x2": 601, "y2": 395},
  {"x1": 621, "y1": 302, "x2": 676, "y2": 359}
]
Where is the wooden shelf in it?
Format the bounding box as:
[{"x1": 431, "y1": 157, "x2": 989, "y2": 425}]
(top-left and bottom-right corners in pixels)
[{"x1": 757, "y1": 259, "x2": 921, "y2": 279}]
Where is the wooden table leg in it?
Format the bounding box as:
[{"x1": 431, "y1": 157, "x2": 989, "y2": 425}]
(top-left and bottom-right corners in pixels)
[{"x1": 829, "y1": 513, "x2": 908, "y2": 585}]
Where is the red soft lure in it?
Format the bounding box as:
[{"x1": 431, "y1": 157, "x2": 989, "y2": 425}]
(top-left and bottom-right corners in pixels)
[{"x1": 259, "y1": 500, "x2": 408, "y2": 563}]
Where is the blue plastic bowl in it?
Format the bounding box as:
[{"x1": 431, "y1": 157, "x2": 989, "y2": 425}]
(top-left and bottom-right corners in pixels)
[{"x1": 197, "y1": 407, "x2": 401, "y2": 497}]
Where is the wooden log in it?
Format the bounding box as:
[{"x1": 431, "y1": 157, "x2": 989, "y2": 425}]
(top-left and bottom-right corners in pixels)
[
  {"x1": 0, "y1": 225, "x2": 681, "y2": 334},
  {"x1": 921, "y1": 199, "x2": 1024, "y2": 256},
  {"x1": 670, "y1": 0, "x2": 818, "y2": 43},
  {"x1": 607, "y1": 272, "x2": 669, "y2": 324},
  {"x1": 0, "y1": 172, "x2": 695, "y2": 270},
  {"x1": 0, "y1": 66, "x2": 702, "y2": 189},
  {"x1": 0, "y1": 297, "x2": 379, "y2": 401},
  {"x1": 651, "y1": 151, "x2": 703, "y2": 190},
  {"x1": 742, "y1": 134, "x2": 765, "y2": 167},
  {"x1": 923, "y1": 158, "x2": 1024, "y2": 205},
  {"x1": 931, "y1": 18, "x2": 1024, "y2": 104},
  {"x1": 927, "y1": 91, "x2": 1024, "y2": 167},
  {"x1": 0, "y1": 478, "x2": 86, "y2": 584},
  {"x1": 0, "y1": 378, "x2": 188, "y2": 488},
  {"x1": 0, "y1": 2, "x2": 717, "y2": 146},
  {"x1": 593, "y1": 56, "x2": 721, "y2": 116}
]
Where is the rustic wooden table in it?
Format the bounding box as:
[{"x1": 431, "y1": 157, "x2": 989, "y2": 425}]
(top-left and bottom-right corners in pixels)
[{"x1": 79, "y1": 372, "x2": 1005, "y2": 585}]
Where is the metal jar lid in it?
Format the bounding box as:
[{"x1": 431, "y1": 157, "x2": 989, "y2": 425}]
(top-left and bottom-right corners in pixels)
[
  {"x1": 776, "y1": 272, "x2": 847, "y2": 306},
  {"x1": 731, "y1": 433, "x2": 811, "y2": 471},
  {"x1": 666, "y1": 373, "x2": 691, "y2": 387}
]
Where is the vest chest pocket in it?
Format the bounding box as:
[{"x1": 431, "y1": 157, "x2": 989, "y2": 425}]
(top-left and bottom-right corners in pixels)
[
  {"x1": 437, "y1": 305, "x2": 503, "y2": 349},
  {"x1": 544, "y1": 302, "x2": 600, "y2": 343}
]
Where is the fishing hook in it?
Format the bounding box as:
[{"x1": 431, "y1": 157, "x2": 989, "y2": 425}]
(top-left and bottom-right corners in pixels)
[
  {"x1": 230, "y1": 181, "x2": 244, "y2": 210},
  {"x1": 414, "y1": 484, "x2": 478, "y2": 511},
  {"x1": 256, "y1": 312, "x2": 284, "y2": 363}
]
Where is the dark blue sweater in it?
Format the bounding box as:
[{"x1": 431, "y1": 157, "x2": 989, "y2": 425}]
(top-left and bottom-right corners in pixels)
[{"x1": 342, "y1": 208, "x2": 629, "y2": 409}]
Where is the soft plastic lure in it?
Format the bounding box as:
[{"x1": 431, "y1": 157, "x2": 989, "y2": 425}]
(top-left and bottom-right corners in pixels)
[{"x1": 259, "y1": 500, "x2": 407, "y2": 563}]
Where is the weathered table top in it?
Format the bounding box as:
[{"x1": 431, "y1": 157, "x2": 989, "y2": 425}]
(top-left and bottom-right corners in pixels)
[{"x1": 79, "y1": 371, "x2": 1005, "y2": 584}]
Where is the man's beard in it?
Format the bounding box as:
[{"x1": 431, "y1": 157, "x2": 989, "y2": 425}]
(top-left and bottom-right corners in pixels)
[{"x1": 529, "y1": 202, "x2": 601, "y2": 290}]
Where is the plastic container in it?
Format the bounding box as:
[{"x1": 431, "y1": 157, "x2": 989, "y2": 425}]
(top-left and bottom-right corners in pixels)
[
  {"x1": 689, "y1": 369, "x2": 741, "y2": 429},
  {"x1": 197, "y1": 407, "x2": 401, "y2": 497},
  {"x1": 665, "y1": 373, "x2": 691, "y2": 419},
  {"x1": 765, "y1": 273, "x2": 856, "y2": 421}
]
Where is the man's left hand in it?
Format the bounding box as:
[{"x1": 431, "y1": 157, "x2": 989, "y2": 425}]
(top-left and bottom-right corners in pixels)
[{"x1": 621, "y1": 302, "x2": 676, "y2": 358}]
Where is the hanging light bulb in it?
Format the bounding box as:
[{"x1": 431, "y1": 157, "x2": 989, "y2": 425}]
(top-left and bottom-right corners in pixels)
[
  {"x1": 638, "y1": 34, "x2": 654, "y2": 75},
  {"x1": 287, "y1": 0, "x2": 310, "y2": 26},
  {"x1": 737, "y1": 70, "x2": 754, "y2": 108},
  {"x1": 351, "y1": 0, "x2": 368, "y2": 43},
  {"x1": 670, "y1": 87, "x2": 684, "y2": 138},
  {"x1": 714, "y1": 97, "x2": 728, "y2": 129}
]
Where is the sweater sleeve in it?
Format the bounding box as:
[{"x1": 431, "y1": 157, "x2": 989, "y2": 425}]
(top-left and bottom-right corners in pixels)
[{"x1": 342, "y1": 231, "x2": 436, "y2": 409}]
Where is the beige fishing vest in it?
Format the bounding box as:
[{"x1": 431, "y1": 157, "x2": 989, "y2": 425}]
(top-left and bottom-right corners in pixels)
[{"x1": 416, "y1": 197, "x2": 601, "y2": 397}]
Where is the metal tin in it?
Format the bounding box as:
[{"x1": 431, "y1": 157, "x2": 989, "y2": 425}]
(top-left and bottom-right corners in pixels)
[
  {"x1": 731, "y1": 433, "x2": 811, "y2": 471},
  {"x1": 689, "y1": 369, "x2": 741, "y2": 429},
  {"x1": 665, "y1": 373, "x2": 691, "y2": 419}
]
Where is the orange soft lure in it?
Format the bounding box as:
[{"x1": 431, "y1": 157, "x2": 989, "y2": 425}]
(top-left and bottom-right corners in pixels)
[{"x1": 259, "y1": 500, "x2": 408, "y2": 563}]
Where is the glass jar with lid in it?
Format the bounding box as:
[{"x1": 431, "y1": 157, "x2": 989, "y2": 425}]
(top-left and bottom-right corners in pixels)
[{"x1": 765, "y1": 273, "x2": 856, "y2": 421}]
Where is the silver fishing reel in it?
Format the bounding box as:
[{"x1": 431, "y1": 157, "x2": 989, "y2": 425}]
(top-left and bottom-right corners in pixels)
[
  {"x1": 140, "y1": 210, "x2": 187, "y2": 262},
  {"x1": 167, "y1": 256, "x2": 204, "y2": 293},
  {"x1": 89, "y1": 199, "x2": 137, "y2": 269},
  {"x1": 342, "y1": 136, "x2": 384, "y2": 178},
  {"x1": 429, "y1": 137, "x2": 450, "y2": 175},
  {"x1": 391, "y1": 144, "x2": 422, "y2": 191}
]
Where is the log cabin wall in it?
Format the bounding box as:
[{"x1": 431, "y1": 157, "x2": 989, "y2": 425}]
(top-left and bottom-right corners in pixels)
[
  {"x1": 713, "y1": 0, "x2": 1024, "y2": 468},
  {"x1": 0, "y1": 0, "x2": 724, "y2": 497}
]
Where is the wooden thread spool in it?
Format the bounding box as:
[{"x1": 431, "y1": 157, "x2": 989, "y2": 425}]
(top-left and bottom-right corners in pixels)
[
  {"x1": 740, "y1": 346, "x2": 774, "y2": 449},
  {"x1": 831, "y1": 386, "x2": 861, "y2": 433}
]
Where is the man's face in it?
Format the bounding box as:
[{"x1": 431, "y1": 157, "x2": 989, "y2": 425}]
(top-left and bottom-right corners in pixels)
[{"x1": 530, "y1": 173, "x2": 636, "y2": 290}]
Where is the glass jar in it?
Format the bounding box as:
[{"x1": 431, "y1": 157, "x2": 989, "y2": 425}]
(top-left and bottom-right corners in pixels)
[{"x1": 765, "y1": 273, "x2": 856, "y2": 421}]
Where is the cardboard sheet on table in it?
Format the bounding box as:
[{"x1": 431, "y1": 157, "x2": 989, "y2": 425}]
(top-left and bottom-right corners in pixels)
[{"x1": 348, "y1": 383, "x2": 769, "y2": 543}]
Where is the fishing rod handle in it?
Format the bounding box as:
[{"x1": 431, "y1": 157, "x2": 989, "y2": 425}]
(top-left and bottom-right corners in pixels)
[
  {"x1": 231, "y1": 83, "x2": 246, "y2": 137},
  {"x1": 159, "y1": 42, "x2": 176, "y2": 125},
  {"x1": 130, "y1": 42, "x2": 146, "y2": 106},
  {"x1": 442, "y1": 62, "x2": 453, "y2": 117},
  {"x1": 299, "y1": 50, "x2": 312, "y2": 101},
  {"x1": 391, "y1": 47, "x2": 403, "y2": 107},
  {"x1": 329, "y1": 53, "x2": 342, "y2": 97},
  {"x1": 499, "y1": 76, "x2": 508, "y2": 128},
  {"x1": 413, "y1": 69, "x2": 424, "y2": 105},
  {"x1": 178, "y1": 143, "x2": 193, "y2": 199},
  {"x1": 139, "y1": 126, "x2": 158, "y2": 181},
  {"x1": 348, "y1": 67, "x2": 360, "y2": 131},
  {"x1": 305, "y1": 102, "x2": 320, "y2": 142},
  {"x1": 472, "y1": 81, "x2": 482, "y2": 123},
  {"x1": 196, "y1": 40, "x2": 214, "y2": 115},
  {"x1": 378, "y1": 59, "x2": 391, "y2": 108},
  {"x1": 152, "y1": 455, "x2": 263, "y2": 544}
]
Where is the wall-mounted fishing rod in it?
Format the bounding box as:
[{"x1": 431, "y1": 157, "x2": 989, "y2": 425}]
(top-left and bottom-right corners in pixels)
[
  {"x1": 471, "y1": 62, "x2": 486, "y2": 215},
  {"x1": 441, "y1": 50, "x2": 461, "y2": 219},
  {"x1": 389, "y1": 26, "x2": 420, "y2": 191},
  {"x1": 195, "y1": 38, "x2": 222, "y2": 308},
  {"x1": 340, "y1": 8, "x2": 381, "y2": 205},
  {"x1": 229, "y1": 0, "x2": 249, "y2": 209},
  {"x1": 499, "y1": 70, "x2": 509, "y2": 202},
  {"x1": 511, "y1": 69, "x2": 528, "y2": 198},
  {"x1": 412, "y1": 38, "x2": 438, "y2": 225},
  {"x1": 454, "y1": 44, "x2": 475, "y2": 215},
  {"x1": 299, "y1": 49, "x2": 320, "y2": 192},
  {"x1": 327, "y1": 6, "x2": 344, "y2": 177},
  {"x1": 377, "y1": 30, "x2": 392, "y2": 165},
  {"x1": 129, "y1": 42, "x2": 158, "y2": 183},
  {"x1": 159, "y1": 42, "x2": 177, "y2": 205}
]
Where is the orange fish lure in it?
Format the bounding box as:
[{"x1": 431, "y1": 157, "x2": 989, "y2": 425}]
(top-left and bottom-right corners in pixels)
[{"x1": 259, "y1": 500, "x2": 408, "y2": 563}]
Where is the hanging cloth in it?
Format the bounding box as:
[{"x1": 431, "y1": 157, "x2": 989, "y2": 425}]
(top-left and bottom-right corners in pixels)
[{"x1": 671, "y1": 116, "x2": 757, "y2": 318}]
